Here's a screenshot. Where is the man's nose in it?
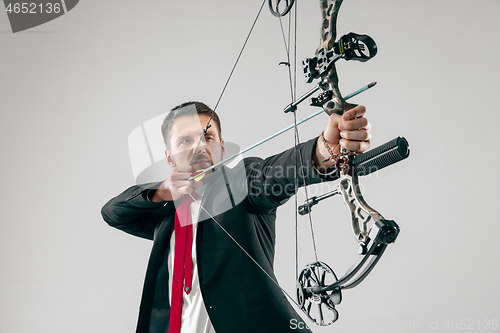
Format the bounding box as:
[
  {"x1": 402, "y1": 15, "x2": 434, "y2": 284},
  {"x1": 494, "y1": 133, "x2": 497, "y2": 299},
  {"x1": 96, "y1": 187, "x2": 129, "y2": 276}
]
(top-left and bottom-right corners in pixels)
[{"x1": 194, "y1": 138, "x2": 209, "y2": 154}]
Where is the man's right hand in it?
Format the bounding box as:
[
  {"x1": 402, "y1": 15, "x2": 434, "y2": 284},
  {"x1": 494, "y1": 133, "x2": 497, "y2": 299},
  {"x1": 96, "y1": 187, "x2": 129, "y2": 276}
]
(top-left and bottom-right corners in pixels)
[{"x1": 151, "y1": 166, "x2": 203, "y2": 202}]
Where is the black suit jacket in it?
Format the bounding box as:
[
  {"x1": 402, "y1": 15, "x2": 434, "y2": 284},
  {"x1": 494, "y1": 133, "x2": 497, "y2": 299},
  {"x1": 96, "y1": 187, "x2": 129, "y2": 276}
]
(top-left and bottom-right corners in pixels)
[{"x1": 101, "y1": 138, "x2": 337, "y2": 333}]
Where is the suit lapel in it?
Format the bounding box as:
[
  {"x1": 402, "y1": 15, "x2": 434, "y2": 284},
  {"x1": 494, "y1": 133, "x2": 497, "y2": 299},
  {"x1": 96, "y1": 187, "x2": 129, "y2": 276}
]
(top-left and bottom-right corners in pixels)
[{"x1": 137, "y1": 204, "x2": 175, "y2": 331}]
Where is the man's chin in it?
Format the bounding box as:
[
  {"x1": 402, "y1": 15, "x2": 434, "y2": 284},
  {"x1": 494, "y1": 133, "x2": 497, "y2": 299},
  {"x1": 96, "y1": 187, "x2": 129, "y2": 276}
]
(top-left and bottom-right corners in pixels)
[{"x1": 191, "y1": 161, "x2": 212, "y2": 171}]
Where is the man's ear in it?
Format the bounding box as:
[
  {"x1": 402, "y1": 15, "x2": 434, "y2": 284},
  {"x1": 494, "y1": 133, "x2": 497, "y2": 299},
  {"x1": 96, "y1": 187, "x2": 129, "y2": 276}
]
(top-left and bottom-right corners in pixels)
[
  {"x1": 165, "y1": 149, "x2": 176, "y2": 167},
  {"x1": 220, "y1": 138, "x2": 225, "y2": 157}
]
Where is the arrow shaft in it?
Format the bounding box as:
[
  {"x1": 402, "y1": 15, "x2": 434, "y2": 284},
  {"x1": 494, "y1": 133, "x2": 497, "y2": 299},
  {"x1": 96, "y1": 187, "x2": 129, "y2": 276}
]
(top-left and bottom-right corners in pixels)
[{"x1": 188, "y1": 82, "x2": 376, "y2": 180}]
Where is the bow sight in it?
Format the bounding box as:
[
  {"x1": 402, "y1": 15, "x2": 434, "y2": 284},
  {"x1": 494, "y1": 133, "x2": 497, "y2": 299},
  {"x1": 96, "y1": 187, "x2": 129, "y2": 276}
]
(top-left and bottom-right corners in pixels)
[
  {"x1": 303, "y1": 32, "x2": 378, "y2": 83},
  {"x1": 303, "y1": 32, "x2": 378, "y2": 112}
]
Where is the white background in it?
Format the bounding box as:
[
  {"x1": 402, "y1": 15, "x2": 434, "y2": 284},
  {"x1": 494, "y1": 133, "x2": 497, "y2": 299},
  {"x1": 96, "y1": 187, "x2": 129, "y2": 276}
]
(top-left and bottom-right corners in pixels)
[{"x1": 1, "y1": 0, "x2": 499, "y2": 332}]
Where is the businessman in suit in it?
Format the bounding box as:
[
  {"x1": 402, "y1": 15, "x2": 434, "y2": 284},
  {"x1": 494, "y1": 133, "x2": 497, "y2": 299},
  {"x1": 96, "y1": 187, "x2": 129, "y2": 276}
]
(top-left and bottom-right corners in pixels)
[{"x1": 101, "y1": 101, "x2": 371, "y2": 332}]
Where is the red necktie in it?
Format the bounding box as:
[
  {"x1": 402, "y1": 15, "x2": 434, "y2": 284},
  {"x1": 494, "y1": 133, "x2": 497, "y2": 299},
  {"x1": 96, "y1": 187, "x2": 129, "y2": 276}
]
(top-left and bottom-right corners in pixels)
[{"x1": 169, "y1": 193, "x2": 198, "y2": 333}]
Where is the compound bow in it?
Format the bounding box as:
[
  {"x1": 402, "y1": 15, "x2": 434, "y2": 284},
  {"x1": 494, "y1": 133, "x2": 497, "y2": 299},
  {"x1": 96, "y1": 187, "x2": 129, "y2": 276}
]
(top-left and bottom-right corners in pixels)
[{"x1": 188, "y1": 0, "x2": 409, "y2": 328}]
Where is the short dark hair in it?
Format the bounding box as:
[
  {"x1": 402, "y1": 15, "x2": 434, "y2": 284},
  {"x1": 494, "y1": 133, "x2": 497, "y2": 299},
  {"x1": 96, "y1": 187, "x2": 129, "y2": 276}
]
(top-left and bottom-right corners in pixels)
[{"x1": 161, "y1": 101, "x2": 222, "y2": 148}]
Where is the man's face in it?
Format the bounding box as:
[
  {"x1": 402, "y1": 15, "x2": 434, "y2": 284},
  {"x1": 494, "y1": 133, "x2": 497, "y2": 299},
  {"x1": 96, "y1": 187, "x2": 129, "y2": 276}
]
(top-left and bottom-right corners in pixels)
[{"x1": 165, "y1": 114, "x2": 225, "y2": 171}]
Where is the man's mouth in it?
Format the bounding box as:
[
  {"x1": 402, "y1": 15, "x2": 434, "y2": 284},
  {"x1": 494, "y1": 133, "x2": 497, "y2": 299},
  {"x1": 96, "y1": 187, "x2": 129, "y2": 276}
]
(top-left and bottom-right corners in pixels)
[{"x1": 192, "y1": 159, "x2": 210, "y2": 165}]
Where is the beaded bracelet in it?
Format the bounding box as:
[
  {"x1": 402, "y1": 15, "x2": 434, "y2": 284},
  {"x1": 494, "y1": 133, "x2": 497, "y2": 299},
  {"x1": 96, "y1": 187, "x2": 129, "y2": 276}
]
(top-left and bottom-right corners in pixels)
[{"x1": 320, "y1": 131, "x2": 357, "y2": 173}]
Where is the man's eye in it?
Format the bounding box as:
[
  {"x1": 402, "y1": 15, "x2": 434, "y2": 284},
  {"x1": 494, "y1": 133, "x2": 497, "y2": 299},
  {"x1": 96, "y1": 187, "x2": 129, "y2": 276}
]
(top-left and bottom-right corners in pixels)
[{"x1": 180, "y1": 139, "x2": 191, "y2": 145}]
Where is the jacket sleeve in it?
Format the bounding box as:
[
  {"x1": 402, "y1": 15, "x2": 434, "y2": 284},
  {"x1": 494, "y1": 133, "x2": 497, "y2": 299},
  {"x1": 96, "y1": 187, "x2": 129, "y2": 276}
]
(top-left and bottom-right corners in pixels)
[
  {"x1": 245, "y1": 137, "x2": 339, "y2": 213},
  {"x1": 101, "y1": 182, "x2": 175, "y2": 240}
]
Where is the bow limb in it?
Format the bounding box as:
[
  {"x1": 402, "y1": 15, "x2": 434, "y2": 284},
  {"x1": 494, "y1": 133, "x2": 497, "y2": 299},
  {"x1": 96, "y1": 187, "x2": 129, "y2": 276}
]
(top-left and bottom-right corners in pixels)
[
  {"x1": 317, "y1": 0, "x2": 356, "y2": 115},
  {"x1": 318, "y1": 0, "x2": 341, "y2": 47}
]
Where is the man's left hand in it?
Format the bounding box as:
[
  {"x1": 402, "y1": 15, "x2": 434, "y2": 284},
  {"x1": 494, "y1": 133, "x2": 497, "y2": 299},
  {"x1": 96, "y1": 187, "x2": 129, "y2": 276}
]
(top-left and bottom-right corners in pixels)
[{"x1": 314, "y1": 105, "x2": 371, "y2": 169}]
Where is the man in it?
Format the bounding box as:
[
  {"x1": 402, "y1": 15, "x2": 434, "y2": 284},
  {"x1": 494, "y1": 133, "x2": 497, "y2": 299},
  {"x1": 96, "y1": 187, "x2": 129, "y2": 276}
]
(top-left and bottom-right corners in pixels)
[{"x1": 101, "y1": 101, "x2": 371, "y2": 333}]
